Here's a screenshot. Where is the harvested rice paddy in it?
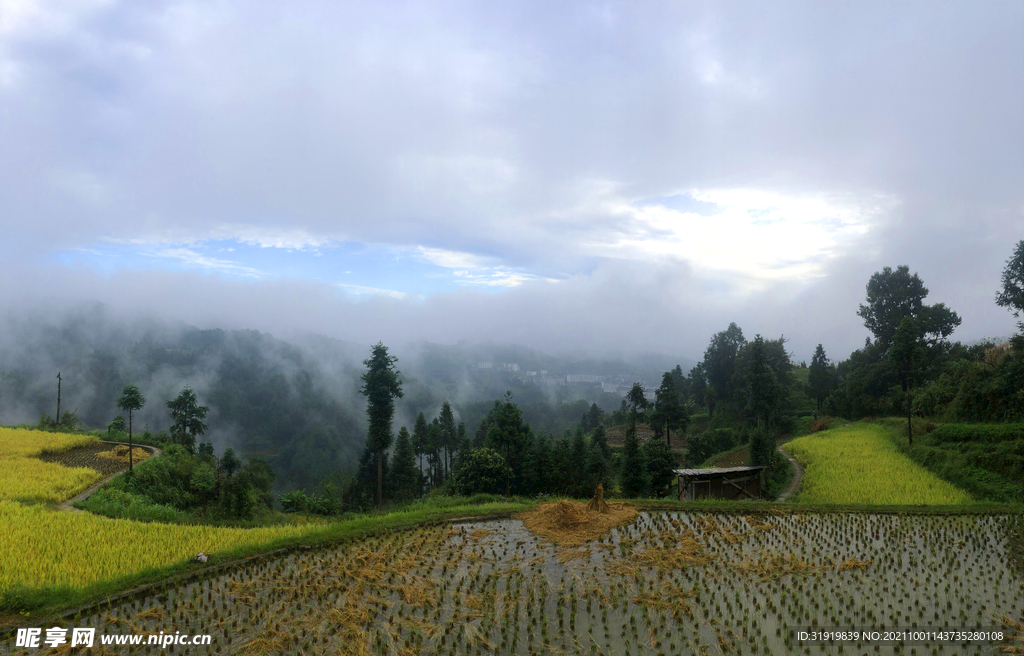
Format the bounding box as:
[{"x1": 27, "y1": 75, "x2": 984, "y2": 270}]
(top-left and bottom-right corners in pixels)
[{"x1": 27, "y1": 511, "x2": 1023, "y2": 656}]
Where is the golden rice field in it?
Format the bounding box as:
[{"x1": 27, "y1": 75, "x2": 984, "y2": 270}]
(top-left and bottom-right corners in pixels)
[
  {"x1": 0, "y1": 428, "x2": 103, "y2": 504},
  {"x1": 27, "y1": 511, "x2": 1022, "y2": 656},
  {"x1": 0, "y1": 458, "x2": 102, "y2": 504},
  {"x1": 0, "y1": 427, "x2": 330, "y2": 592},
  {"x1": 0, "y1": 427, "x2": 100, "y2": 459},
  {"x1": 0, "y1": 501, "x2": 322, "y2": 589},
  {"x1": 785, "y1": 423, "x2": 975, "y2": 505}
]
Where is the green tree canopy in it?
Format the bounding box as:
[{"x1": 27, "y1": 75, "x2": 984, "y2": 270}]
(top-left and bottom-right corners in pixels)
[
  {"x1": 484, "y1": 391, "x2": 531, "y2": 496},
  {"x1": 654, "y1": 370, "x2": 688, "y2": 447},
  {"x1": 996, "y1": 240, "x2": 1024, "y2": 333},
  {"x1": 625, "y1": 382, "x2": 649, "y2": 432},
  {"x1": 438, "y1": 401, "x2": 457, "y2": 478},
  {"x1": 807, "y1": 344, "x2": 834, "y2": 412},
  {"x1": 641, "y1": 439, "x2": 675, "y2": 498},
  {"x1": 857, "y1": 265, "x2": 961, "y2": 351},
  {"x1": 359, "y1": 342, "x2": 403, "y2": 509},
  {"x1": 619, "y1": 423, "x2": 647, "y2": 499},
  {"x1": 702, "y1": 323, "x2": 746, "y2": 414},
  {"x1": 166, "y1": 385, "x2": 209, "y2": 454},
  {"x1": 744, "y1": 335, "x2": 784, "y2": 429},
  {"x1": 889, "y1": 316, "x2": 924, "y2": 443},
  {"x1": 116, "y1": 384, "x2": 146, "y2": 472},
  {"x1": 389, "y1": 426, "x2": 419, "y2": 501},
  {"x1": 452, "y1": 448, "x2": 510, "y2": 496}
]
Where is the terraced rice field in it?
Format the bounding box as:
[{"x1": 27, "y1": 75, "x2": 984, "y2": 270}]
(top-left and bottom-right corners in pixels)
[
  {"x1": 0, "y1": 429, "x2": 103, "y2": 504},
  {"x1": 785, "y1": 423, "x2": 974, "y2": 505},
  {"x1": 39, "y1": 442, "x2": 143, "y2": 477},
  {"x1": 25, "y1": 511, "x2": 1022, "y2": 656}
]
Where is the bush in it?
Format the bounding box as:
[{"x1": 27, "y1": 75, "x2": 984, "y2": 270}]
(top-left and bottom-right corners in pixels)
[
  {"x1": 685, "y1": 428, "x2": 739, "y2": 466},
  {"x1": 452, "y1": 448, "x2": 511, "y2": 496},
  {"x1": 79, "y1": 488, "x2": 190, "y2": 523},
  {"x1": 641, "y1": 439, "x2": 675, "y2": 497},
  {"x1": 928, "y1": 423, "x2": 1024, "y2": 444}
]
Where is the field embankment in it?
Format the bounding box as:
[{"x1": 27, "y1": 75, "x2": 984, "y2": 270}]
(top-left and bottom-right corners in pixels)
[{"x1": 784, "y1": 422, "x2": 974, "y2": 505}]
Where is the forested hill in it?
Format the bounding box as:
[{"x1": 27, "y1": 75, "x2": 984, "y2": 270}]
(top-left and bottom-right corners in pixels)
[{"x1": 0, "y1": 305, "x2": 694, "y2": 491}]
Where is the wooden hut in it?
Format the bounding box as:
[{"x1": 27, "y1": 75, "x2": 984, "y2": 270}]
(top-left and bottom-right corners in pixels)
[{"x1": 674, "y1": 466, "x2": 766, "y2": 501}]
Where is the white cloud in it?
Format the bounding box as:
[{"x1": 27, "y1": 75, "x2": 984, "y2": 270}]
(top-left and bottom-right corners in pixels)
[
  {"x1": 334, "y1": 282, "x2": 409, "y2": 300},
  {"x1": 416, "y1": 246, "x2": 489, "y2": 269},
  {"x1": 580, "y1": 189, "x2": 890, "y2": 289},
  {"x1": 150, "y1": 247, "x2": 264, "y2": 278}
]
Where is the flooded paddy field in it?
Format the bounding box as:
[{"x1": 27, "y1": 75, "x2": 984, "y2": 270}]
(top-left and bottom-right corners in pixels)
[{"x1": 17, "y1": 511, "x2": 1024, "y2": 655}]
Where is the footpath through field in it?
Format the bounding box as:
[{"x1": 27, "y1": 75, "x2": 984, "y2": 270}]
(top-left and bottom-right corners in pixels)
[{"x1": 774, "y1": 444, "x2": 803, "y2": 502}]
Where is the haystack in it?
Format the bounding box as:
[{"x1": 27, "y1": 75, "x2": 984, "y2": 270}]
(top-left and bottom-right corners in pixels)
[
  {"x1": 96, "y1": 444, "x2": 150, "y2": 465},
  {"x1": 586, "y1": 484, "x2": 610, "y2": 513},
  {"x1": 516, "y1": 495, "x2": 636, "y2": 548}
]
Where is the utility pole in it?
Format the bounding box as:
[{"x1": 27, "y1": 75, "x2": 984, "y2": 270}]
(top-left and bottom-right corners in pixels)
[{"x1": 56, "y1": 372, "x2": 62, "y2": 427}]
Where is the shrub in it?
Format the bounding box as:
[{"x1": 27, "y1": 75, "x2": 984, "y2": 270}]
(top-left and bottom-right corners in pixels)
[
  {"x1": 452, "y1": 448, "x2": 511, "y2": 496},
  {"x1": 928, "y1": 423, "x2": 1024, "y2": 444}
]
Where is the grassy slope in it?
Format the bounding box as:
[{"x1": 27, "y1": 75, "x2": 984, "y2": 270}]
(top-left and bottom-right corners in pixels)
[
  {"x1": 785, "y1": 422, "x2": 974, "y2": 505},
  {"x1": 889, "y1": 420, "x2": 1024, "y2": 504}
]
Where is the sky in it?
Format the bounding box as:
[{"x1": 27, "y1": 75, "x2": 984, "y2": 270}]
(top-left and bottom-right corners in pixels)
[{"x1": 1, "y1": 0, "x2": 1021, "y2": 362}]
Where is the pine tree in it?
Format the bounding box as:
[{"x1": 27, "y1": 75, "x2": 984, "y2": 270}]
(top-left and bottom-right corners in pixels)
[
  {"x1": 116, "y1": 384, "x2": 146, "y2": 474},
  {"x1": 569, "y1": 427, "x2": 588, "y2": 497},
  {"x1": 166, "y1": 385, "x2": 209, "y2": 454},
  {"x1": 584, "y1": 434, "x2": 609, "y2": 492},
  {"x1": 620, "y1": 424, "x2": 647, "y2": 498},
  {"x1": 438, "y1": 401, "x2": 457, "y2": 479},
  {"x1": 359, "y1": 342, "x2": 403, "y2": 509},
  {"x1": 390, "y1": 426, "x2": 419, "y2": 501},
  {"x1": 453, "y1": 421, "x2": 471, "y2": 467},
  {"x1": 412, "y1": 412, "x2": 428, "y2": 492},
  {"x1": 526, "y1": 430, "x2": 551, "y2": 495},
  {"x1": 745, "y1": 335, "x2": 783, "y2": 429},
  {"x1": 807, "y1": 344, "x2": 833, "y2": 413},
  {"x1": 654, "y1": 371, "x2": 687, "y2": 447}
]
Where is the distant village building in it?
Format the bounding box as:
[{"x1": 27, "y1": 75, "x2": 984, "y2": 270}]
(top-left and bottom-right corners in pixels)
[
  {"x1": 477, "y1": 362, "x2": 493, "y2": 369},
  {"x1": 566, "y1": 374, "x2": 603, "y2": 383}
]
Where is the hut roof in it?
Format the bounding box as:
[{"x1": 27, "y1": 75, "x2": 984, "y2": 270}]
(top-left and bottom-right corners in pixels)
[{"x1": 673, "y1": 466, "x2": 766, "y2": 477}]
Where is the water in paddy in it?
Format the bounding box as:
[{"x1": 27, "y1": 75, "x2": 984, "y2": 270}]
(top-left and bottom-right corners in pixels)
[{"x1": 26, "y1": 513, "x2": 1024, "y2": 655}]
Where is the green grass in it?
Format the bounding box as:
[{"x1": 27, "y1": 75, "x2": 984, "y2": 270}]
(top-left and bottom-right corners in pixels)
[
  {"x1": 882, "y1": 420, "x2": 1024, "y2": 504},
  {"x1": 785, "y1": 422, "x2": 975, "y2": 505}
]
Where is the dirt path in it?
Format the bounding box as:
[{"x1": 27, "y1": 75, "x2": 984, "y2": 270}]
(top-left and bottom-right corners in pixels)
[
  {"x1": 775, "y1": 443, "x2": 803, "y2": 502},
  {"x1": 57, "y1": 441, "x2": 162, "y2": 512}
]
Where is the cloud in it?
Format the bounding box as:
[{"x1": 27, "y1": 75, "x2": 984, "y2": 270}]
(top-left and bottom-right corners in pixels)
[{"x1": 0, "y1": 0, "x2": 1021, "y2": 361}]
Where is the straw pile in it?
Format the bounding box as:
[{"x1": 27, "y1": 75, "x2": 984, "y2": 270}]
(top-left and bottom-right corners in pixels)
[
  {"x1": 517, "y1": 496, "x2": 636, "y2": 547},
  {"x1": 96, "y1": 444, "x2": 150, "y2": 465},
  {"x1": 586, "y1": 484, "x2": 610, "y2": 513}
]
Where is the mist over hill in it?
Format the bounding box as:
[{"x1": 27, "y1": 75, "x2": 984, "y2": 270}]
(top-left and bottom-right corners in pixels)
[{"x1": 0, "y1": 304, "x2": 694, "y2": 491}]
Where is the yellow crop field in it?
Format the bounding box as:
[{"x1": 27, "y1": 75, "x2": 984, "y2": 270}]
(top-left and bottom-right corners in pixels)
[
  {"x1": 0, "y1": 501, "x2": 319, "y2": 589},
  {"x1": 0, "y1": 427, "x2": 99, "y2": 458},
  {"x1": 0, "y1": 458, "x2": 102, "y2": 504},
  {"x1": 785, "y1": 422, "x2": 974, "y2": 505},
  {"x1": 0, "y1": 428, "x2": 104, "y2": 503}
]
